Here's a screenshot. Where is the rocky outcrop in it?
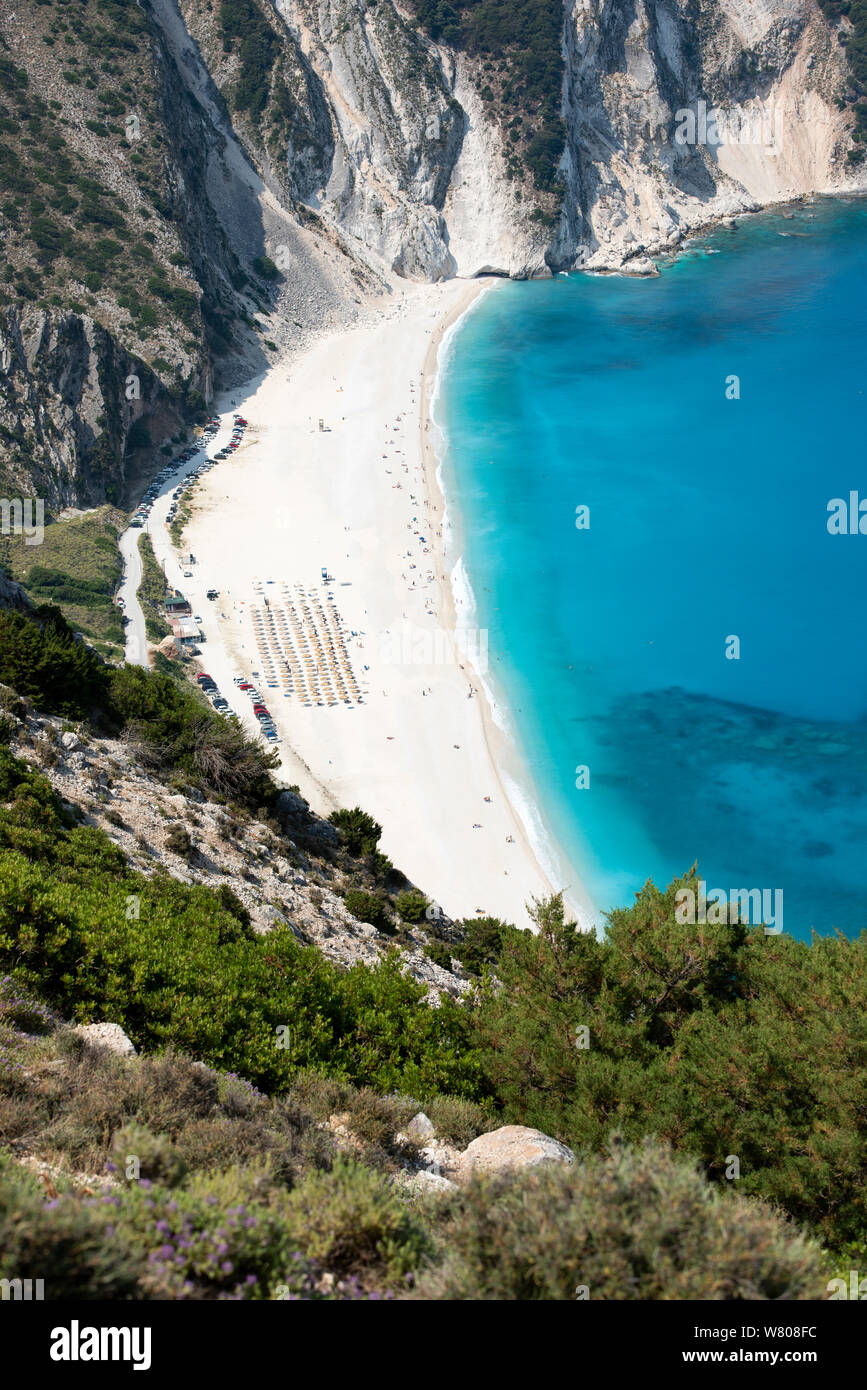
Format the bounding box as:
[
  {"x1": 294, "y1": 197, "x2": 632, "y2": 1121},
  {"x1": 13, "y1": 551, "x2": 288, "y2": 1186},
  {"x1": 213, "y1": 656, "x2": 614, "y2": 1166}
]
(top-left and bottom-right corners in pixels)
[
  {"x1": 235, "y1": 0, "x2": 863, "y2": 280},
  {"x1": 7, "y1": 707, "x2": 471, "y2": 1000},
  {"x1": 394, "y1": 1119, "x2": 577, "y2": 1194},
  {"x1": 0, "y1": 305, "x2": 186, "y2": 510},
  {"x1": 74, "y1": 1022, "x2": 138, "y2": 1058},
  {"x1": 551, "y1": 0, "x2": 859, "y2": 274},
  {"x1": 458, "y1": 1125, "x2": 576, "y2": 1176},
  {"x1": 0, "y1": 571, "x2": 30, "y2": 614}
]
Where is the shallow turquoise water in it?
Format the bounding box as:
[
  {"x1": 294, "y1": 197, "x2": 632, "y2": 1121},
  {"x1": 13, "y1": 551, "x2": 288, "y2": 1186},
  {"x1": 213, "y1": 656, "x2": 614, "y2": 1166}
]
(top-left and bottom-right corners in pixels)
[{"x1": 439, "y1": 198, "x2": 867, "y2": 939}]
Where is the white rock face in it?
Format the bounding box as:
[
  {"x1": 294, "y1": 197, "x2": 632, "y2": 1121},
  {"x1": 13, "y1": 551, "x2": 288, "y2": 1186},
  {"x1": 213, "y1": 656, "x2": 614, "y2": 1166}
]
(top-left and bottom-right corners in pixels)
[
  {"x1": 405, "y1": 1111, "x2": 436, "y2": 1144},
  {"x1": 269, "y1": 0, "x2": 863, "y2": 279},
  {"x1": 74, "y1": 1023, "x2": 137, "y2": 1058},
  {"x1": 552, "y1": 0, "x2": 862, "y2": 274},
  {"x1": 458, "y1": 1125, "x2": 576, "y2": 1176}
]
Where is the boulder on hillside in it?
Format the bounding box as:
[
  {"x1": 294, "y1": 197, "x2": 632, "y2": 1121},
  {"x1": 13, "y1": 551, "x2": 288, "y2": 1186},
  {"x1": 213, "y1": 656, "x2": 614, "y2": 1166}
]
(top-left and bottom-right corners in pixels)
[
  {"x1": 457, "y1": 1125, "x2": 575, "y2": 1178},
  {"x1": 74, "y1": 1022, "x2": 137, "y2": 1058},
  {"x1": 404, "y1": 1111, "x2": 436, "y2": 1144}
]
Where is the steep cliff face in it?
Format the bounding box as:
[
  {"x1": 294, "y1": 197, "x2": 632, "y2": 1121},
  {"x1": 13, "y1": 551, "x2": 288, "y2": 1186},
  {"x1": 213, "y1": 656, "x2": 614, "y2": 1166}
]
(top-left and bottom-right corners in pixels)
[
  {"x1": 0, "y1": 304, "x2": 183, "y2": 509},
  {"x1": 244, "y1": 0, "x2": 861, "y2": 279},
  {"x1": 0, "y1": 0, "x2": 278, "y2": 511},
  {"x1": 0, "y1": 0, "x2": 862, "y2": 512},
  {"x1": 551, "y1": 0, "x2": 858, "y2": 273}
]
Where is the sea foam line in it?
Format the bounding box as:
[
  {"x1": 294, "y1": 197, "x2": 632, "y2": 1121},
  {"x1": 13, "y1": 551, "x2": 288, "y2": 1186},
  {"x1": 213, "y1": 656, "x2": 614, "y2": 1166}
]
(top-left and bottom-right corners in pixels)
[{"x1": 428, "y1": 282, "x2": 597, "y2": 931}]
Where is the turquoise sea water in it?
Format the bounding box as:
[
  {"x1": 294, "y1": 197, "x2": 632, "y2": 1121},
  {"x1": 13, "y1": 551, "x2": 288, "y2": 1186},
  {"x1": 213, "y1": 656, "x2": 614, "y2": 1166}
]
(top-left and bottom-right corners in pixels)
[{"x1": 439, "y1": 198, "x2": 867, "y2": 941}]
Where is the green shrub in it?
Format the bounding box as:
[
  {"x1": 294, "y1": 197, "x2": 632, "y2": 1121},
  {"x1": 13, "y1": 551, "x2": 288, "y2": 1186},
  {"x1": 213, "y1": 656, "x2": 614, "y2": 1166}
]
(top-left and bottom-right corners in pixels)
[
  {"x1": 283, "y1": 1158, "x2": 429, "y2": 1288},
  {"x1": 252, "y1": 255, "x2": 279, "y2": 280},
  {"x1": 0, "y1": 750, "x2": 483, "y2": 1101},
  {"x1": 455, "y1": 914, "x2": 518, "y2": 974},
  {"x1": 164, "y1": 824, "x2": 192, "y2": 857},
  {"x1": 0, "y1": 608, "x2": 108, "y2": 719},
  {"x1": 423, "y1": 1094, "x2": 494, "y2": 1148},
  {"x1": 112, "y1": 1163, "x2": 311, "y2": 1299},
  {"x1": 474, "y1": 880, "x2": 867, "y2": 1250},
  {"x1": 0, "y1": 1150, "x2": 141, "y2": 1300},
  {"x1": 343, "y1": 890, "x2": 389, "y2": 929},
  {"x1": 329, "y1": 806, "x2": 382, "y2": 856},
  {"x1": 109, "y1": 1121, "x2": 188, "y2": 1188},
  {"x1": 341, "y1": 1088, "x2": 416, "y2": 1153},
  {"x1": 395, "y1": 889, "x2": 428, "y2": 924},
  {"x1": 415, "y1": 1140, "x2": 828, "y2": 1300},
  {"x1": 424, "y1": 940, "x2": 453, "y2": 971}
]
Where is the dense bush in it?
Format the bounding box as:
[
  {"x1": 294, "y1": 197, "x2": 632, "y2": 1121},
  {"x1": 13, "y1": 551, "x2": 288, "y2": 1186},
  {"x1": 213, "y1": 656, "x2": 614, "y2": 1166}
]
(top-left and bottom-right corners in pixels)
[
  {"x1": 395, "y1": 889, "x2": 428, "y2": 923},
  {"x1": 0, "y1": 608, "x2": 107, "y2": 719},
  {"x1": 343, "y1": 890, "x2": 390, "y2": 930},
  {"x1": 0, "y1": 1150, "x2": 141, "y2": 1300},
  {"x1": 329, "y1": 806, "x2": 383, "y2": 856},
  {"x1": 474, "y1": 880, "x2": 867, "y2": 1249},
  {"x1": 0, "y1": 748, "x2": 482, "y2": 1099},
  {"x1": 415, "y1": 1140, "x2": 828, "y2": 1300},
  {"x1": 454, "y1": 914, "x2": 519, "y2": 974},
  {"x1": 283, "y1": 1158, "x2": 428, "y2": 1288}
]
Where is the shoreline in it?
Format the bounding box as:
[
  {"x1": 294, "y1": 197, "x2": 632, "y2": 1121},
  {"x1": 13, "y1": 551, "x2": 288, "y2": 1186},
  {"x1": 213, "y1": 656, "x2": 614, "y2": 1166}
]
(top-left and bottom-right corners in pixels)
[
  {"x1": 170, "y1": 278, "x2": 572, "y2": 930},
  {"x1": 418, "y1": 281, "x2": 595, "y2": 930}
]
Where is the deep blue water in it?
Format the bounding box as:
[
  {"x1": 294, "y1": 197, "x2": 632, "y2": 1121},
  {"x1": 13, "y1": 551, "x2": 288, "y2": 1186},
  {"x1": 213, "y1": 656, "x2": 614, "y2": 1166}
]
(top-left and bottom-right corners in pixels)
[{"x1": 439, "y1": 198, "x2": 867, "y2": 940}]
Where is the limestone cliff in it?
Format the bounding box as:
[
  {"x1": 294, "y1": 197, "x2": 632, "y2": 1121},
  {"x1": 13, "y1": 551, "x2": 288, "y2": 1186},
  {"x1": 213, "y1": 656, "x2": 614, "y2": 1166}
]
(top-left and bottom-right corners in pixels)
[{"x1": 0, "y1": 0, "x2": 862, "y2": 510}]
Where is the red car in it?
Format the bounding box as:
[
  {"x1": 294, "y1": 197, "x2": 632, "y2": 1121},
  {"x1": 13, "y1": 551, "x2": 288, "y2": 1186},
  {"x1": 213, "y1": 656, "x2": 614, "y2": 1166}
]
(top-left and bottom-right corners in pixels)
[
  {"x1": 239, "y1": 682, "x2": 252, "y2": 691},
  {"x1": 196, "y1": 673, "x2": 212, "y2": 683}
]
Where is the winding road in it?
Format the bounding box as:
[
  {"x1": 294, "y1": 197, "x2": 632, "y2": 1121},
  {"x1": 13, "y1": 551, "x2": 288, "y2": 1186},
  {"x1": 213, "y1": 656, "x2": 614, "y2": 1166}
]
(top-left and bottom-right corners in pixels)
[
  {"x1": 115, "y1": 405, "x2": 284, "y2": 757},
  {"x1": 117, "y1": 412, "x2": 236, "y2": 666}
]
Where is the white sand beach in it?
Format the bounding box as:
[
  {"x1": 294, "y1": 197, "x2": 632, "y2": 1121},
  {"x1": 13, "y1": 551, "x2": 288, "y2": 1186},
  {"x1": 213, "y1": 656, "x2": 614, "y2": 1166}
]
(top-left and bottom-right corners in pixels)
[{"x1": 165, "y1": 278, "x2": 585, "y2": 929}]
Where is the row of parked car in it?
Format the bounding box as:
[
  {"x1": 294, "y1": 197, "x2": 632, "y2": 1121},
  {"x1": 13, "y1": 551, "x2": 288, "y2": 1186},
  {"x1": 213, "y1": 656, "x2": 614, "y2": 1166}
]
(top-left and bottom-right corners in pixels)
[
  {"x1": 194, "y1": 671, "x2": 280, "y2": 745},
  {"x1": 167, "y1": 416, "x2": 247, "y2": 526},
  {"x1": 195, "y1": 672, "x2": 230, "y2": 716},
  {"x1": 129, "y1": 418, "x2": 221, "y2": 529},
  {"x1": 234, "y1": 676, "x2": 279, "y2": 743}
]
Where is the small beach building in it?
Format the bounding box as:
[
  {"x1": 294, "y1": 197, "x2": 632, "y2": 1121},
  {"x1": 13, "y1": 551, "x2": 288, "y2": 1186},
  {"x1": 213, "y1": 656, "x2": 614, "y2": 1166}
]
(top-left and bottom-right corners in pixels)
[{"x1": 170, "y1": 617, "x2": 199, "y2": 649}]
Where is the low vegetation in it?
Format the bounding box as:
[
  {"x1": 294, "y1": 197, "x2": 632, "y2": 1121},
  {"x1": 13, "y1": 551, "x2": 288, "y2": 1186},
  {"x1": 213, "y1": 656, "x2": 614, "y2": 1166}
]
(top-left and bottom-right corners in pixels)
[
  {"x1": 136, "y1": 532, "x2": 171, "y2": 643},
  {"x1": 0, "y1": 597, "x2": 864, "y2": 1297},
  {"x1": 1, "y1": 508, "x2": 125, "y2": 659}
]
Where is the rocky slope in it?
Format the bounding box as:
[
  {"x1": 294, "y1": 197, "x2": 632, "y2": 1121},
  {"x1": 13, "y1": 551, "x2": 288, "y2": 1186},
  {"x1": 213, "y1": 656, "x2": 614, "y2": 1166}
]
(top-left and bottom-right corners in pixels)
[
  {"x1": 0, "y1": 0, "x2": 861, "y2": 512},
  {"x1": 1, "y1": 687, "x2": 471, "y2": 1002}
]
